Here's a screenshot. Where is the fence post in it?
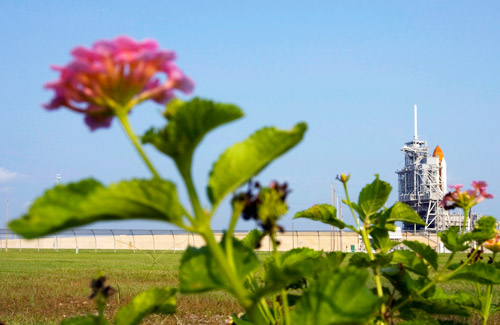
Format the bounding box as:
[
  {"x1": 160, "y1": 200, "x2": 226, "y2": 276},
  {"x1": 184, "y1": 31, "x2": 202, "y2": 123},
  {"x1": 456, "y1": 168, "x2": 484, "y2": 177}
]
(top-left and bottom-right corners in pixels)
[
  {"x1": 317, "y1": 231, "x2": 320, "y2": 251},
  {"x1": 71, "y1": 229, "x2": 78, "y2": 254},
  {"x1": 18, "y1": 234, "x2": 21, "y2": 252},
  {"x1": 110, "y1": 230, "x2": 116, "y2": 253},
  {"x1": 150, "y1": 230, "x2": 156, "y2": 254},
  {"x1": 171, "y1": 230, "x2": 176, "y2": 253},
  {"x1": 37, "y1": 238, "x2": 40, "y2": 252},
  {"x1": 330, "y1": 226, "x2": 333, "y2": 252},
  {"x1": 130, "y1": 230, "x2": 136, "y2": 253},
  {"x1": 54, "y1": 234, "x2": 58, "y2": 252},
  {"x1": 90, "y1": 229, "x2": 97, "y2": 253}
]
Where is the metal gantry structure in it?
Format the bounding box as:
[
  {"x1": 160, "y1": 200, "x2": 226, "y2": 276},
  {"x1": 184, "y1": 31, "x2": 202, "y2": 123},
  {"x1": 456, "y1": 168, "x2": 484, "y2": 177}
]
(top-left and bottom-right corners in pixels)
[{"x1": 396, "y1": 105, "x2": 476, "y2": 232}]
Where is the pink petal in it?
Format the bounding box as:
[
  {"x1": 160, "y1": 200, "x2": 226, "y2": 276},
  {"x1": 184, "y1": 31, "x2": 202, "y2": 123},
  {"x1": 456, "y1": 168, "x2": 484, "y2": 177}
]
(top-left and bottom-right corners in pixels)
[
  {"x1": 151, "y1": 89, "x2": 174, "y2": 104},
  {"x1": 71, "y1": 46, "x2": 101, "y2": 61},
  {"x1": 42, "y1": 96, "x2": 65, "y2": 110},
  {"x1": 164, "y1": 63, "x2": 194, "y2": 94}
]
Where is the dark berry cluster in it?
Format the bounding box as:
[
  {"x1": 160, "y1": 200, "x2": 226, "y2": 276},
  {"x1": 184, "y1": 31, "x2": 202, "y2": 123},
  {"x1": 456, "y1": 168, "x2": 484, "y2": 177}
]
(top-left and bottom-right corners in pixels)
[
  {"x1": 461, "y1": 247, "x2": 484, "y2": 265},
  {"x1": 90, "y1": 275, "x2": 116, "y2": 299},
  {"x1": 234, "y1": 181, "x2": 290, "y2": 245}
]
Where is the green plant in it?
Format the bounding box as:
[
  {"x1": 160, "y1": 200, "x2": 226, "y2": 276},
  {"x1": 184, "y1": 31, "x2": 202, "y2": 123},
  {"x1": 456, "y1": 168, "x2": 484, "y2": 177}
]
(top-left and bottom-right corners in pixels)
[{"x1": 10, "y1": 36, "x2": 499, "y2": 324}]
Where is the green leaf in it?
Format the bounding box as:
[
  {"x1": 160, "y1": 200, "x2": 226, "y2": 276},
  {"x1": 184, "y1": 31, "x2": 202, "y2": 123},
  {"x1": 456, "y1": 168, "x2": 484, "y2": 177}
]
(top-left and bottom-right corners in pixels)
[
  {"x1": 403, "y1": 240, "x2": 438, "y2": 270},
  {"x1": 370, "y1": 209, "x2": 396, "y2": 231},
  {"x1": 392, "y1": 250, "x2": 429, "y2": 276},
  {"x1": 280, "y1": 247, "x2": 324, "y2": 269},
  {"x1": 438, "y1": 217, "x2": 496, "y2": 254},
  {"x1": 386, "y1": 202, "x2": 425, "y2": 225},
  {"x1": 291, "y1": 266, "x2": 380, "y2": 324},
  {"x1": 9, "y1": 178, "x2": 185, "y2": 238},
  {"x1": 438, "y1": 227, "x2": 469, "y2": 252},
  {"x1": 322, "y1": 251, "x2": 347, "y2": 271},
  {"x1": 142, "y1": 98, "x2": 243, "y2": 167},
  {"x1": 347, "y1": 252, "x2": 371, "y2": 268},
  {"x1": 357, "y1": 175, "x2": 392, "y2": 219},
  {"x1": 448, "y1": 263, "x2": 500, "y2": 285},
  {"x1": 241, "y1": 229, "x2": 264, "y2": 250},
  {"x1": 430, "y1": 288, "x2": 481, "y2": 312},
  {"x1": 293, "y1": 204, "x2": 357, "y2": 232},
  {"x1": 371, "y1": 228, "x2": 399, "y2": 254},
  {"x1": 207, "y1": 123, "x2": 307, "y2": 206},
  {"x1": 179, "y1": 238, "x2": 260, "y2": 293},
  {"x1": 401, "y1": 289, "x2": 476, "y2": 319},
  {"x1": 259, "y1": 248, "x2": 325, "y2": 295},
  {"x1": 462, "y1": 216, "x2": 497, "y2": 244},
  {"x1": 381, "y1": 267, "x2": 430, "y2": 299},
  {"x1": 114, "y1": 288, "x2": 176, "y2": 325},
  {"x1": 348, "y1": 252, "x2": 393, "y2": 269},
  {"x1": 61, "y1": 316, "x2": 108, "y2": 325},
  {"x1": 179, "y1": 246, "x2": 220, "y2": 292},
  {"x1": 399, "y1": 310, "x2": 440, "y2": 325}
]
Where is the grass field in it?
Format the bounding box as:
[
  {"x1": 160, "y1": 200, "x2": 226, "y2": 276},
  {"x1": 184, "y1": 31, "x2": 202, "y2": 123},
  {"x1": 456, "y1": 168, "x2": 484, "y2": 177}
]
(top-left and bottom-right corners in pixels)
[
  {"x1": 0, "y1": 250, "x2": 240, "y2": 324},
  {"x1": 0, "y1": 250, "x2": 498, "y2": 324}
]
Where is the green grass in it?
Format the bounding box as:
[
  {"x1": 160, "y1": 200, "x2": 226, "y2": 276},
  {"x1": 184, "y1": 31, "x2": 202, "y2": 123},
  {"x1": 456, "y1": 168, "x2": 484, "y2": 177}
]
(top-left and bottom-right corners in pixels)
[
  {"x1": 0, "y1": 250, "x2": 498, "y2": 324},
  {"x1": 0, "y1": 250, "x2": 240, "y2": 324}
]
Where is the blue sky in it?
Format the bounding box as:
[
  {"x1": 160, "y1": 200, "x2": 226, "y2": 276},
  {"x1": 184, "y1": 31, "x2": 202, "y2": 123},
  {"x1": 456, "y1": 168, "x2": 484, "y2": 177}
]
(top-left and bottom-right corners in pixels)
[{"x1": 1, "y1": 1, "x2": 499, "y2": 232}]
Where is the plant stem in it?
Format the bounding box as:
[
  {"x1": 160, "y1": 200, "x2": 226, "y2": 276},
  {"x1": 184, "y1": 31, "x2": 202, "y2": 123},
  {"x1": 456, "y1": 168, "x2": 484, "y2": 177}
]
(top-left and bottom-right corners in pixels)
[
  {"x1": 178, "y1": 162, "x2": 204, "y2": 223},
  {"x1": 481, "y1": 253, "x2": 496, "y2": 325},
  {"x1": 116, "y1": 112, "x2": 161, "y2": 179},
  {"x1": 462, "y1": 207, "x2": 469, "y2": 234},
  {"x1": 342, "y1": 182, "x2": 386, "y2": 320},
  {"x1": 97, "y1": 301, "x2": 105, "y2": 321},
  {"x1": 178, "y1": 165, "x2": 266, "y2": 323},
  {"x1": 202, "y1": 231, "x2": 253, "y2": 306},
  {"x1": 225, "y1": 204, "x2": 243, "y2": 274},
  {"x1": 272, "y1": 232, "x2": 291, "y2": 325},
  {"x1": 342, "y1": 182, "x2": 361, "y2": 230},
  {"x1": 443, "y1": 246, "x2": 481, "y2": 279},
  {"x1": 361, "y1": 220, "x2": 386, "y2": 317},
  {"x1": 247, "y1": 275, "x2": 275, "y2": 324},
  {"x1": 482, "y1": 284, "x2": 493, "y2": 325},
  {"x1": 203, "y1": 230, "x2": 267, "y2": 323}
]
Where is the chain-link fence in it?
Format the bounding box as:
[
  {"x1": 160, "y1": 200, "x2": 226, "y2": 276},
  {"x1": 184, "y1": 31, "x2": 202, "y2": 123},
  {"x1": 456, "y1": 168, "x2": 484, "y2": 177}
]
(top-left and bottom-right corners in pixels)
[{"x1": 0, "y1": 228, "x2": 442, "y2": 253}]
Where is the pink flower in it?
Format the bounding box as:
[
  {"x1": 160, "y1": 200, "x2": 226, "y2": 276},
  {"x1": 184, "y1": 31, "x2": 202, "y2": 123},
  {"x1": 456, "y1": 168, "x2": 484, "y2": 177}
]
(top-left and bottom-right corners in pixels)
[
  {"x1": 43, "y1": 36, "x2": 194, "y2": 131},
  {"x1": 441, "y1": 181, "x2": 494, "y2": 210}
]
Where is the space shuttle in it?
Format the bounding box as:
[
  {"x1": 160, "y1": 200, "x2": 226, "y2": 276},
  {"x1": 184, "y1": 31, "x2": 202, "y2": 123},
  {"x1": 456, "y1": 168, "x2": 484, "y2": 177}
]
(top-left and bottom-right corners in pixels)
[{"x1": 432, "y1": 145, "x2": 447, "y2": 191}]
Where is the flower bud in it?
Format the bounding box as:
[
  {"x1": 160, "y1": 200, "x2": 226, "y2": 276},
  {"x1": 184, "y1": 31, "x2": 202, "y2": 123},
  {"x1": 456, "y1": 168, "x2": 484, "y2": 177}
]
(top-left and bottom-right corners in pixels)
[{"x1": 336, "y1": 173, "x2": 351, "y2": 184}]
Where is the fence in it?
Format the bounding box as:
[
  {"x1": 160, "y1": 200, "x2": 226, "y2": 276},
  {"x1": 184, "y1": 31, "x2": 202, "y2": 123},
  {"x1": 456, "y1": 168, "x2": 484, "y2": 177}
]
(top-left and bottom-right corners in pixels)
[{"x1": 0, "y1": 229, "x2": 442, "y2": 253}]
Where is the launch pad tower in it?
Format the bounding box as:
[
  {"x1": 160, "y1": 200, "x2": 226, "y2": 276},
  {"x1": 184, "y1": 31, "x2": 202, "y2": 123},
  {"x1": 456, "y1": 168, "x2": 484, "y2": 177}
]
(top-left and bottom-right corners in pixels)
[{"x1": 396, "y1": 106, "x2": 474, "y2": 232}]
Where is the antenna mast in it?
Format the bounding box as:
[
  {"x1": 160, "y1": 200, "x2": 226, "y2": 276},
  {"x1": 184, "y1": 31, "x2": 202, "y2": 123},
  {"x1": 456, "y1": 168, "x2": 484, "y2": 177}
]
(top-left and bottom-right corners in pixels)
[{"x1": 413, "y1": 104, "x2": 418, "y2": 140}]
